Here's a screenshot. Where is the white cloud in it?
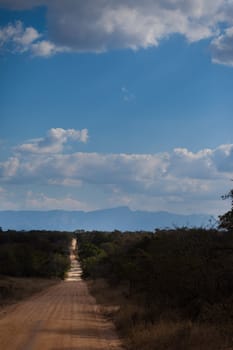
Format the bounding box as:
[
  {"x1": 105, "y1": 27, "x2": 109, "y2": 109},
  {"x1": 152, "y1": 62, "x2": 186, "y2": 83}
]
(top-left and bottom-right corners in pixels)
[
  {"x1": 211, "y1": 27, "x2": 233, "y2": 66},
  {"x1": 169, "y1": 147, "x2": 216, "y2": 179},
  {"x1": 2, "y1": 142, "x2": 232, "y2": 190},
  {"x1": 25, "y1": 191, "x2": 90, "y2": 211},
  {"x1": 16, "y1": 128, "x2": 89, "y2": 154},
  {"x1": 0, "y1": 131, "x2": 233, "y2": 214},
  {"x1": 0, "y1": 186, "x2": 19, "y2": 210},
  {"x1": 0, "y1": 187, "x2": 92, "y2": 211},
  {"x1": 0, "y1": 157, "x2": 19, "y2": 178},
  {"x1": 30, "y1": 40, "x2": 56, "y2": 57},
  {"x1": 43, "y1": 0, "x2": 221, "y2": 51},
  {"x1": 0, "y1": 124, "x2": 232, "y2": 214},
  {"x1": 0, "y1": 21, "x2": 40, "y2": 52},
  {"x1": 16, "y1": 27, "x2": 40, "y2": 46},
  {"x1": 0, "y1": 0, "x2": 233, "y2": 66},
  {"x1": 2, "y1": 1, "x2": 233, "y2": 64},
  {"x1": 211, "y1": 144, "x2": 233, "y2": 171},
  {"x1": 0, "y1": 21, "x2": 66, "y2": 57}
]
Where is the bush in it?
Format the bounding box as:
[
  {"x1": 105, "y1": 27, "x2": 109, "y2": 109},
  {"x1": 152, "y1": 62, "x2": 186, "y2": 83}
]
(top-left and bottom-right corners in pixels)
[
  {"x1": 77, "y1": 229, "x2": 233, "y2": 349},
  {"x1": 0, "y1": 230, "x2": 71, "y2": 278}
]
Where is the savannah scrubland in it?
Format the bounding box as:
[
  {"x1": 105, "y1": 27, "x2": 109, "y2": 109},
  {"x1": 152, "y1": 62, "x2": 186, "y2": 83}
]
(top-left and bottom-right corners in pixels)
[
  {"x1": 0, "y1": 231, "x2": 122, "y2": 350},
  {"x1": 1, "y1": 190, "x2": 233, "y2": 349},
  {"x1": 0, "y1": 230, "x2": 71, "y2": 305},
  {"x1": 77, "y1": 228, "x2": 233, "y2": 350}
]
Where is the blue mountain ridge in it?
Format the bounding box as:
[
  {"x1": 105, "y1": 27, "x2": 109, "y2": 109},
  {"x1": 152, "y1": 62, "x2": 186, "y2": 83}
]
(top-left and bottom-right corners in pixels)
[{"x1": 0, "y1": 207, "x2": 214, "y2": 231}]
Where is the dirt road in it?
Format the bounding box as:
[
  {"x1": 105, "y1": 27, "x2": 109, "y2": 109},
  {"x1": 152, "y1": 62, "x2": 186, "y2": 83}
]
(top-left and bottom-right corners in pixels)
[{"x1": 0, "y1": 239, "x2": 122, "y2": 350}]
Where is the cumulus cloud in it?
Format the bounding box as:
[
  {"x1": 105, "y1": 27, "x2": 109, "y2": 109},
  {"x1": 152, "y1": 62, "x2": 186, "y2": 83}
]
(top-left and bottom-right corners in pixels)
[
  {"x1": 16, "y1": 128, "x2": 88, "y2": 154},
  {"x1": 0, "y1": 21, "x2": 40, "y2": 51},
  {"x1": 211, "y1": 27, "x2": 233, "y2": 66},
  {"x1": 169, "y1": 148, "x2": 215, "y2": 179},
  {"x1": 1, "y1": 132, "x2": 233, "y2": 197},
  {"x1": 211, "y1": 144, "x2": 233, "y2": 171},
  {"x1": 0, "y1": 157, "x2": 19, "y2": 178},
  {"x1": 1, "y1": 132, "x2": 233, "y2": 213},
  {"x1": 0, "y1": 21, "x2": 66, "y2": 57},
  {"x1": 1, "y1": 0, "x2": 233, "y2": 64},
  {"x1": 31, "y1": 40, "x2": 70, "y2": 57},
  {"x1": 33, "y1": 0, "x2": 222, "y2": 51}
]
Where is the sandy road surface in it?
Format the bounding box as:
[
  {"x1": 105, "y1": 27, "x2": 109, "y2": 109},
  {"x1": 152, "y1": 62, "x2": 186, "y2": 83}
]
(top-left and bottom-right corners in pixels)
[{"x1": 0, "y1": 239, "x2": 122, "y2": 350}]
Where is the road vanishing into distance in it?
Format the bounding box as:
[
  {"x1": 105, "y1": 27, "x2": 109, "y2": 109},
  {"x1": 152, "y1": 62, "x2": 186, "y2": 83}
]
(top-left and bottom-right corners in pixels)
[{"x1": 0, "y1": 239, "x2": 122, "y2": 350}]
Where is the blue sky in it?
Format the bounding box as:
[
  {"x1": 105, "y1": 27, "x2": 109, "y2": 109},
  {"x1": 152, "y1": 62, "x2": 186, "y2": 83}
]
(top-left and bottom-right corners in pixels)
[{"x1": 1, "y1": 0, "x2": 233, "y2": 215}]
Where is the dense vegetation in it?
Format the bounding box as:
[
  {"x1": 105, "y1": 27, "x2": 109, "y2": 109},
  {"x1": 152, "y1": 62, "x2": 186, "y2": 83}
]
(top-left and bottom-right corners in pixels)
[
  {"x1": 219, "y1": 188, "x2": 233, "y2": 230},
  {"x1": 77, "y1": 228, "x2": 233, "y2": 350},
  {"x1": 0, "y1": 230, "x2": 71, "y2": 279}
]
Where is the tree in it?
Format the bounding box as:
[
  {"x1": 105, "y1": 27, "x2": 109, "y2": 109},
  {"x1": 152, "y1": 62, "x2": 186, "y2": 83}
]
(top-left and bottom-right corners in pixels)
[{"x1": 219, "y1": 189, "x2": 233, "y2": 230}]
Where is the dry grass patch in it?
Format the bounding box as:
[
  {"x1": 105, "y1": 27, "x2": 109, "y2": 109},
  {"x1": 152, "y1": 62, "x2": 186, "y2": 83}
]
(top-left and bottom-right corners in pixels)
[
  {"x1": 127, "y1": 321, "x2": 232, "y2": 350},
  {"x1": 88, "y1": 279, "x2": 233, "y2": 350},
  {"x1": 0, "y1": 276, "x2": 59, "y2": 307},
  {"x1": 87, "y1": 278, "x2": 125, "y2": 317}
]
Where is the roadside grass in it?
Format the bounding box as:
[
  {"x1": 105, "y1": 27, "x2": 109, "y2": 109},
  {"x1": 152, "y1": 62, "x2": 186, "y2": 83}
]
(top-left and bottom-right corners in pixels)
[
  {"x1": 79, "y1": 229, "x2": 233, "y2": 350},
  {"x1": 0, "y1": 275, "x2": 59, "y2": 307},
  {"x1": 88, "y1": 278, "x2": 233, "y2": 350},
  {"x1": 126, "y1": 321, "x2": 230, "y2": 350}
]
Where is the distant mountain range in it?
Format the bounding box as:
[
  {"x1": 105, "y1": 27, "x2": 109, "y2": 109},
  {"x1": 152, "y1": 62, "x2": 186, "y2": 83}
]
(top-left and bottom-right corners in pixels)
[{"x1": 0, "y1": 207, "x2": 215, "y2": 231}]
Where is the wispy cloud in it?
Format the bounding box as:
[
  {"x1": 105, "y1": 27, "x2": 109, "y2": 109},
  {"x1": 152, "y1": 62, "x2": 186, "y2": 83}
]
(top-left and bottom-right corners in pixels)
[
  {"x1": 121, "y1": 87, "x2": 135, "y2": 102},
  {"x1": 25, "y1": 191, "x2": 90, "y2": 211}
]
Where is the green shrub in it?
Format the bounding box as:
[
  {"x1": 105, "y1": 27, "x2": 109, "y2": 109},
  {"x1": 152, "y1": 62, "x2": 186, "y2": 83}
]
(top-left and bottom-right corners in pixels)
[{"x1": 0, "y1": 230, "x2": 72, "y2": 278}]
